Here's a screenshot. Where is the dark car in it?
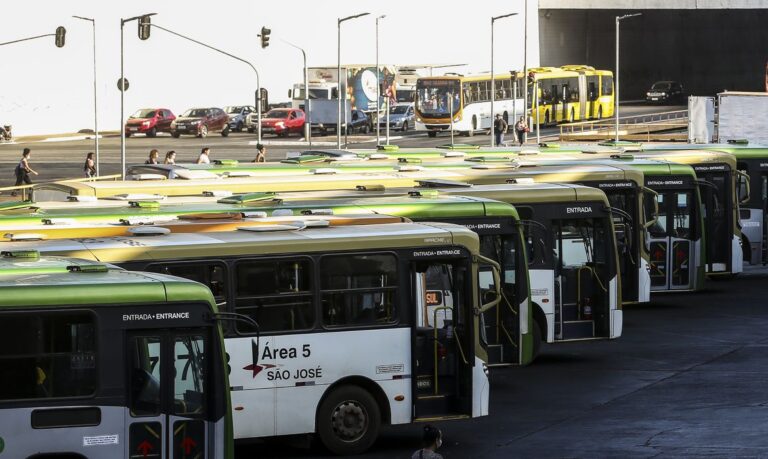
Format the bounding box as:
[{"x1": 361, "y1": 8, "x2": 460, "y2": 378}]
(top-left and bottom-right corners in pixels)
[
  {"x1": 345, "y1": 109, "x2": 372, "y2": 134},
  {"x1": 646, "y1": 81, "x2": 685, "y2": 104},
  {"x1": 225, "y1": 105, "x2": 254, "y2": 132},
  {"x1": 125, "y1": 108, "x2": 176, "y2": 137},
  {"x1": 171, "y1": 107, "x2": 230, "y2": 138}
]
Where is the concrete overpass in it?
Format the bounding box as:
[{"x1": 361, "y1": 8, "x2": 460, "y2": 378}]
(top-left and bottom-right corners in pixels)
[{"x1": 538, "y1": 0, "x2": 768, "y2": 98}]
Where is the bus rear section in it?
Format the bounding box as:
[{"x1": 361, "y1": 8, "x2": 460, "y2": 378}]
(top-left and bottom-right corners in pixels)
[
  {"x1": 12, "y1": 222, "x2": 493, "y2": 455},
  {"x1": 0, "y1": 254, "x2": 232, "y2": 459},
  {"x1": 644, "y1": 172, "x2": 705, "y2": 292},
  {"x1": 518, "y1": 201, "x2": 621, "y2": 343}
]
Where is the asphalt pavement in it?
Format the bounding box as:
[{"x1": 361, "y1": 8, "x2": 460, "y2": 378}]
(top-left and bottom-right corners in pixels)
[
  {"x1": 240, "y1": 269, "x2": 768, "y2": 458},
  {"x1": 0, "y1": 104, "x2": 683, "y2": 187}
]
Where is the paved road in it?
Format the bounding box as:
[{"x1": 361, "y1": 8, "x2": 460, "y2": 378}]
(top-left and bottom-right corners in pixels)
[
  {"x1": 239, "y1": 269, "x2": 768, "y2": 458},
  {"x1": 0, "y1": 104, "x2": 683, "y2": 187}
]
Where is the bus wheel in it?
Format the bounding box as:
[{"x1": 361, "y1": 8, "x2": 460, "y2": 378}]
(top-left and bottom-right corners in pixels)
[
  {"x1": 531, "y1": 320, "x2": 543, "y2": 360},
  {"x1": 317, "y1": 385, "x2": 381, "y2": 455},
  {"x1": 427, "y1": 131, "x2": 437, "y2": 138},
  {"x1": 544, "y1": 111, "x2": 550, "y2": 126},
  {"x1": 569, "y1": 108, "x2": 575, "y2": 123},
  {"x1": 597, "y1": 107, "x2": 603, "y2": 120}
]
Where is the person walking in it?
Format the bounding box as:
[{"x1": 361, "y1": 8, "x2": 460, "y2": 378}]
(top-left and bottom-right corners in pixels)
[
  {"x1": 11, "y1": 148, "x2": 37, "y2": 196},
  {"x1": 493, "y1": 113, "x2": 508, "y2": 147},
  {"x1": 164, "y1": 151, "x2": 176, "y2": 165},
  {"x1": 253, "y1": 144, "x2": 266, "y2": 163},
  {"x1": 145, "y1": 149, "x2": 159, "y2": 165},
  {"x1": 196, "y1": 147, "x2": 211, "y2": 164},
  {"x1": 411, "y1": 425, "x2": 443, "y2": 459},
  {"x1": 83, "y1": 152, "x2": 96, "y2": 178},
  {"x1": 514, "y1": 116, "x2": 529, "y2": 146}
]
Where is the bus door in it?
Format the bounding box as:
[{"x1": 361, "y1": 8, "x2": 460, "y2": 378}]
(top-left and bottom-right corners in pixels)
[
  {"x1": 647, "y1": 190, "x2": 695, "y2": 290},
  {"x1": 577, "y1": 74, "x2": 588, "y2": 120},
  {"x1": 127, "y1": 329, "x2": 213, "y2": 459},
  {"x1": 694, "y1": 166, "x2": 734, "y2": 273},
  {"x1": 412, "y1": 253, "x2": 475, "y2": 420},
  {"x1": 559, "y1": 84, "x2": 570, "y2": 122},
  {"x1": 553, "y1": 216, "x2": 613, "y2": 341}
]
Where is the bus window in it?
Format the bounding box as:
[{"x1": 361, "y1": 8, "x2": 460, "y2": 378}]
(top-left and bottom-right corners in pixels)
[
  {"x1": 153, "y1": 263, "x2": 227, "y2": 302},
  {"x1": 173, "y1": 335, "x2": 206, "y2": 417},
  {"x1": 649, "y1": 193, "x2": 668, "y2": 238},
  {"x1": 673, "y1": 193, "x2": 692, "y2": 239},
  {"x1": 129, "y1": 336, "x2": 161, "y2": 417},
  {"x1": 321, "y1": 253, "x2": 398, "y2": 327},
  {"x1": 0, "y1": 312, "x2": 96, "y2": 401},
  {"x1": 601, "y1": 76, "x2": 614, "y2": 96},
  {"x1": 235, "y1": 258, "x2": 314, "y2": 333},
  {"x1": 556, "y1": 220, "x2": 607, "y2": 268}
]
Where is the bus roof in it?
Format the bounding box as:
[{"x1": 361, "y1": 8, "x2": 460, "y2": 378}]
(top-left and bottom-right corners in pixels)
[
  {"x1": 0, "y1": 255, "x2": 215, "y2": 309},
  {"x1": 5, "y1": 222, "x2": 481, "y2": 264}
]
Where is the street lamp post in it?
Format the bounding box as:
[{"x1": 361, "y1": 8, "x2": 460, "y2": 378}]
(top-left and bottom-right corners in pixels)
[
  {"x1": 120, "y1": 13, "x2": 156, "y2": 180},
  {"x1": 490, "y1": 12, "x2": 517, "y2": 147},
  {"x1": 73, "y1": 16, "x2": 99, "y2": 176},
  {"x1": 615, "y1": 13, "x2": 642, "y2": 142},
  {"x1": 337, "y1": 12, "x2": 370, "y2": 149},
  {"x1": 375, "y1": 15, "x2": 385, "y2": 147},
  {"x1": 279, "y1": 38, "x2": 310, "y2": 146}
]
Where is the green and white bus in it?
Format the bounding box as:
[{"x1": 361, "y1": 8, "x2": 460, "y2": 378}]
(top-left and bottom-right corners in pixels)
[
  {"x1": 0, "y1": 251, "x2": 234, "y2": 459},
  {"x1": 6, "y1": 221, "x2": 498, "y2": 455}
]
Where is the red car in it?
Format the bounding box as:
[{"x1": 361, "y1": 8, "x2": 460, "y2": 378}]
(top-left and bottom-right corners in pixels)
[
  {"x1": 125, "y1": 108, "x2": 176, "y2": 137},
  {"x1": 260, "y1": 108, "x2": 305, "y2": 137},
  {"x1": 171, "y1": 107, "x2": 230, "y2": 138}
]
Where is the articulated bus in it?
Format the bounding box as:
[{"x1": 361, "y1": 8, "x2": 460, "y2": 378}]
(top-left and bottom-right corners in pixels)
[
  {"x1": 414, "y1": 72, "x2": 524, "y2": 137},
  {"x1": 7, "y1": 221, "x2": 497, "y2": 455},
  {"x1": 0, "y1": 252, "x2": 233, "y2": 458},
  {"x1": 527, "y1": 66, "x2": 615, "y2": 125}
]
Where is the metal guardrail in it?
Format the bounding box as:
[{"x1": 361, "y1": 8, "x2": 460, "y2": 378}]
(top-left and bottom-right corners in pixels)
[
  {"x1": 0, "y1": 174, "x2": 121, "y2": 201},
  {"x1": 559, "y1": 109, "x2": 689, "y2": 141}
]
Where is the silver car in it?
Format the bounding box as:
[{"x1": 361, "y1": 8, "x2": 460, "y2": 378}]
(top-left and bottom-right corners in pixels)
[{"x1": 379, "y1": 103, "x2": 415, "y2": 132}]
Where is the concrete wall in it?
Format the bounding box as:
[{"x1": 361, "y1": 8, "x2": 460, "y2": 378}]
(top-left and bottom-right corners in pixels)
[{"x1": 538, "y1": 9, "x2": 768, "y2": 99}]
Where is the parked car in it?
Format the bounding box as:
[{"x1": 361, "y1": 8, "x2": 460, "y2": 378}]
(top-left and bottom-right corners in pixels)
[
  {"x1": 170, "y1": 107, "x2": 230, "y2": 138},
  {"x1": 125, "y1": 108, "x2": 176, "y2": 137},
  {"x1": 252, "y1": 108, "x2": 306, "y2": 137},
  {"x1": 379, "y1": 103, "x2": 415, "y2": 132},
  {"x1": 225, "y1": 105, "x2": 254, "y2": 132},
  {"x1": 345, "y1": 109, "x2": 372, "y2": 134},
  {"x1": 646, "y1": 81, "x2": 685, "y2": 104}
]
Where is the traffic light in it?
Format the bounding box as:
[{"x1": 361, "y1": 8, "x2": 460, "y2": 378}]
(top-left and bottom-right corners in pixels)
[
  {"x1": 260, "y1": 26, "x2": 271, "y2": 49},
  {"x1": 138, "y1": 15, "x2": 152, "y2": 40},
  {"x1": 54, "y1": 26, "x2": 66, "y2": 48}
]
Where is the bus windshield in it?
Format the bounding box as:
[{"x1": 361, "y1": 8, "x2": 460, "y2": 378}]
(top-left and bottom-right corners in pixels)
[
  {"x1": 293, "y1": 86, "x2": 331, "y2": 100},
  {"x1": 416, "y1": 79, "x2": 461, "y2": 118}
]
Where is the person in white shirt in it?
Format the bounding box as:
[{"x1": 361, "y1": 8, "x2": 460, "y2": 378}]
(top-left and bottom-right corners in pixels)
[{"x1": 196, "y1": 147, "x2": 211, "y2": 164}]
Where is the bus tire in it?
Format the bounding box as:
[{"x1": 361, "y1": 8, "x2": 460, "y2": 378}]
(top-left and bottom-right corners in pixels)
[
  {"x1": 544, "y1": 111, "x2": 550, "y2": 126},
  {"x1": 569, "y1": 108, "x2": 575, "y2": 123},
  {"x1": 427, "y1": 131, "x2": 437, "y2": 138},
  {"x1": 597, "y1": 107, "x2": 603, "y2": 120},
  {"x1": 316, "y1": 385, "x2": 381, "y2": 455}
]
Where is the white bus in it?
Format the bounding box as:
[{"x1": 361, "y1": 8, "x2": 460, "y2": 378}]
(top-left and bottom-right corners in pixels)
[
  {"x1": 415, "y1": 73, "x2": 524, "y2": 137},
  {"x1": 9, "y1": 220, "x2": 499, "y2": 455}
]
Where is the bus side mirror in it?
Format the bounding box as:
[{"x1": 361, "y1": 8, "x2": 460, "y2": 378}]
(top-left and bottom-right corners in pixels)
[
  {"x1": 288, "y1": 89, "x2": 293, "y2": 98},
  {"x1": 331, "y1": 88, "x2": 339, "y2": 99},
  {"x1": 642, "y1": 187, "x2": 659, "y2": 229}
]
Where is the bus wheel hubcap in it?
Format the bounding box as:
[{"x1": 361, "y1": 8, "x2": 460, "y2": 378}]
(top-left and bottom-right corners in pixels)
[{"x1": 332, "y1": 401, "x2": 367, "y2": 441}]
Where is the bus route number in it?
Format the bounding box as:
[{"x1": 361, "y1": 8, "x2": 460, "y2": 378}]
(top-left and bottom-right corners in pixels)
[{"x1": 425, "y1": 291, "x2": 443, "y2": 305}]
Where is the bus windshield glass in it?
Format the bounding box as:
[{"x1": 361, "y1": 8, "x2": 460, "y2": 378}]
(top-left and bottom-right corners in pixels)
[
  {"x1": 416, "y1": 79, "x2": 461, "y2": 118},
  {"x1": 293, "y1": 86, "x2": 331, "y2": 100}
]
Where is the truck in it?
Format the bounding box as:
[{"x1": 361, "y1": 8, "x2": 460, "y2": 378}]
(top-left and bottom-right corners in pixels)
[
  {"x1": 289, "y1": 65, "x2": 458, "y2": 134},
  {"x1": 689, "y1": 91, "x2": 768, "y2": 144}
]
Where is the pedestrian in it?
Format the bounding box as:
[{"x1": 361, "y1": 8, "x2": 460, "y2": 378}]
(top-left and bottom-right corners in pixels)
[
  {"x1": 514, "y1": 116, "x2": 529, "y2": 146},
  {"x1": 411, "y1": 425, "x2": 443, "y2": 459},
  {"x1": 11, "y1": 148, "x2": 37, "y2": 196},
  {"x1": 83, "y1": 152, "x2": 96, "y2": 178},
  {"x1": 164, "y1": 150, "x2": 176, "y2": 165},
  {"x1": 145, "y1": 149, "x2": 159, "y2": 165},
  {"x1": 493, "y1": 113, "x2": 508, "y2": 146},
  {"x1": 253, "y1": 143, "x2": 266, "y2": 163},
  {"x1": 196, "y1": 147, "x2": 211, "y2": 164}
]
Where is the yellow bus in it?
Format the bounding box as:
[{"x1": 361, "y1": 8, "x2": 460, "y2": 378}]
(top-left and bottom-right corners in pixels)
[{"x1": 529, "y1": 65, "x2": 615, "y2": 125}]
